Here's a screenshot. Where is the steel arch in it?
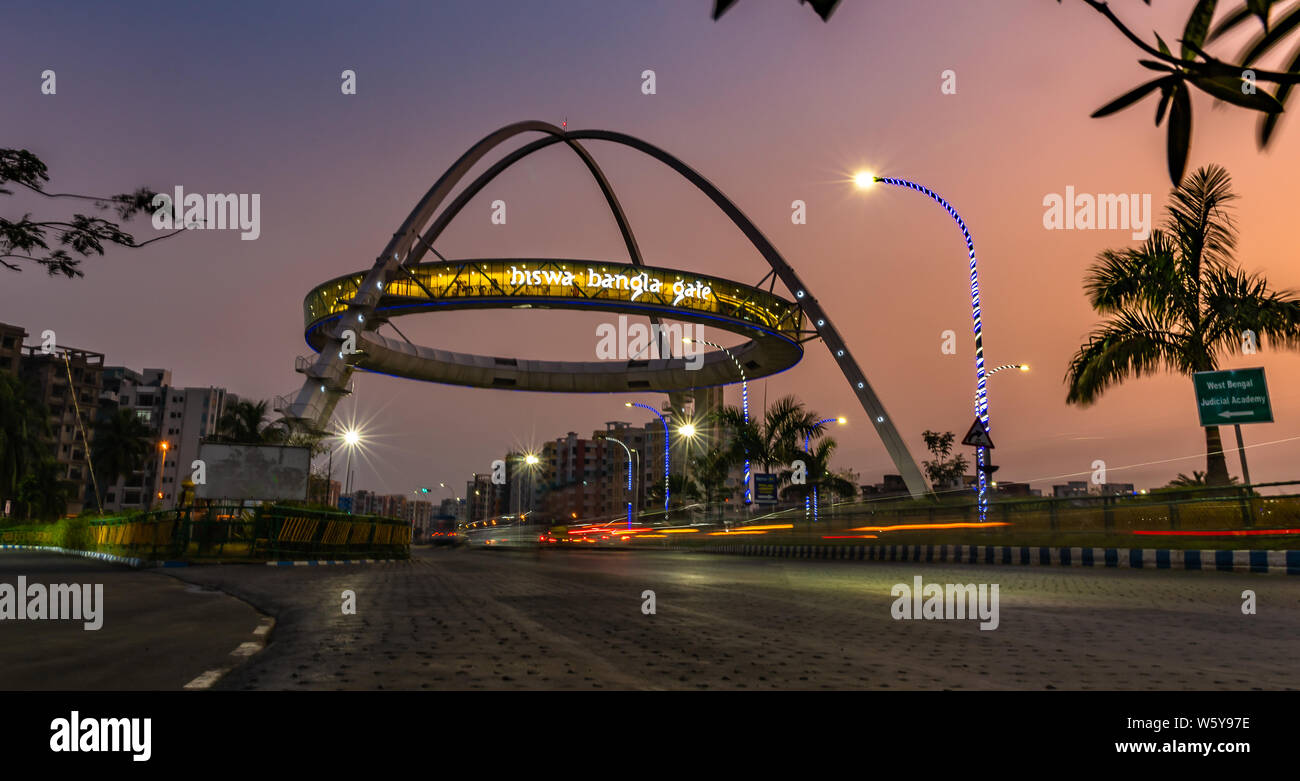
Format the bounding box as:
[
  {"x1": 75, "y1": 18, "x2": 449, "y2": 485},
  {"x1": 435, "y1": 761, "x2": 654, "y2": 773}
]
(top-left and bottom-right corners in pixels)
[{"x1": 285, "y1": 121, "x2": 930, "y2": 499}]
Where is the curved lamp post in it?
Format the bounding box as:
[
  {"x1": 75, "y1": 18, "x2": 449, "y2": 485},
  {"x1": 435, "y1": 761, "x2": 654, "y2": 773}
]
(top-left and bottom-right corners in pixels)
[
  {"x1": 626, "y1": 402, "x2": 669, "y2": 514},
  {"x1": 858, "y1": 174, "x2": 992, "y2": 521},
  {"x1": 601, "y1": 434, "x2": 637, "y2": 529},
  {"x1": 684, "y1": 336, "x2": 750, "y2": 505},
  {"x1": 805, "y1": 417, "x2": 846, "y2": 522}
]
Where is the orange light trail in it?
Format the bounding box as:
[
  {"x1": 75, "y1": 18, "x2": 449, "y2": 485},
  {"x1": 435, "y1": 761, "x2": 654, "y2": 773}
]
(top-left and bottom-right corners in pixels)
[{"x1": 848, "y1": 522, "x2": 1012, "y2": 532}]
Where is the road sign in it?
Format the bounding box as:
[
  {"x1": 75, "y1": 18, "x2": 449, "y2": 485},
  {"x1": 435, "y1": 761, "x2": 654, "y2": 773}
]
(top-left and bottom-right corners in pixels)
[
  {"x1": 961, "y1": 417, "x2": 995, "y2": 449},
  {"x1": 753, "y1": 473, "x2": 779, "y2": 505},
  {"x1": 1193, "y1": 368, "x2": 1273, "y2": 426}
]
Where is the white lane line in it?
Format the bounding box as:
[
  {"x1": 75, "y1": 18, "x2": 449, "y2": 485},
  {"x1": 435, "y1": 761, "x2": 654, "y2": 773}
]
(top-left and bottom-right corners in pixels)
[
  {"x1": 184, "y1": 669, "x2": 228, "y2": 690},
  {"x1": 186, "y1": 617, "x2": 274, "y2": 690}
]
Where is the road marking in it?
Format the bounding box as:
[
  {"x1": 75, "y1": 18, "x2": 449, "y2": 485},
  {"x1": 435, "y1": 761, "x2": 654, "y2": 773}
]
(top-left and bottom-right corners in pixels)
[
  {"x1": 184, "y1": 669, "x2": 227, "y2": 690},
  {"x1": 185, "y1": 617, "x2": 274, "y2": 690}
]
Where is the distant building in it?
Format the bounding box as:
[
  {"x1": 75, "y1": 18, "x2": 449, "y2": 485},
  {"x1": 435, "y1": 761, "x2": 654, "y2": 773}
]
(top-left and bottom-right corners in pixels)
[
  {"x1": 20, "y1": 341, "x2": 105, "y2": 515},
  {"x1": 994, "y1": 481, "x2": 1037, "y2": 497},
  {"x1": 541, "y1": 432, "x2": 611, "y2": 522},
  {"x1": 466, "y1": 473, "x2": 508, "y2": 523},
  {"x1": 1052, "y1": 481, "x2": 1090, "y2": 498},
  {"x1": 158, "y1": 385, "x2": 234, "y2": 508},
  {"x1": 1098, "y1": 483, "x2": 1135, "y2": 496},
  {"x1": 0, "y1": 322, "x2": 25, "y2": 373},
  {"x1": 862, "y1": 474, "x2": 909, "y2": 499}
]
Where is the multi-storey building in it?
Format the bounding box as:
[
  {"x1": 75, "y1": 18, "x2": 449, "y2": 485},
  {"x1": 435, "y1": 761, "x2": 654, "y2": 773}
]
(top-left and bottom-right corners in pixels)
[
  {"x1": 20, "y1": 342, "x2": 105, "y2": 515},
  {"x1": 0, "y1": 322, "x2": 25, "y2": 373},
  {"x1": 540, "y1": 432, "x2": 612, "y2": 523},
  {"x1": 466, "y1": 472, "x2": 510, "y2": 523},
  {"x1": 158, "y1": 386, "x2": 235, "y2": 508},
  {"x1": 97, "y1": 367, "x2": 170, "y2": 512}
]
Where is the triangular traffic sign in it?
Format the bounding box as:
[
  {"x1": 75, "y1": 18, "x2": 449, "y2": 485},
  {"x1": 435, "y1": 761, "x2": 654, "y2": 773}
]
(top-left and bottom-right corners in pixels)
[{"x1": 961, "y1": 417, "x2": 995, "y2": 449}]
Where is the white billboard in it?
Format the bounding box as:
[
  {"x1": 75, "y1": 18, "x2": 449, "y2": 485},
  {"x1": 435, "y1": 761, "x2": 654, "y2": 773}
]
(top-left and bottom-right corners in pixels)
[{"x1": 195, "y1": 444, "x2": 311, "y2": 501}]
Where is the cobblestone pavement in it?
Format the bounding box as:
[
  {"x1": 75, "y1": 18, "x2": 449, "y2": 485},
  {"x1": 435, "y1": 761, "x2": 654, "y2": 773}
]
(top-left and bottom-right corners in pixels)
[{"x1": 156, "y1": 547, "x2": 1300, "y2": 691}]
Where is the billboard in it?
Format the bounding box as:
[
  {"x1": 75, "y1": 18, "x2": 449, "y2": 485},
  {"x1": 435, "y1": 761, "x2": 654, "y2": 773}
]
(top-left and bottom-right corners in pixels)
[
  {"x1": 194, "y1": 443, "x2": 311, "y2": 501},
  {"x1": 753, "y1": 473, "x2": 779, "y2": 505}
]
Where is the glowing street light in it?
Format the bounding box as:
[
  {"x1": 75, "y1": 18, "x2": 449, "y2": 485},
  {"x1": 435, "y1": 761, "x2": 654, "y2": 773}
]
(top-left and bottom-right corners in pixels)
[
  {"x1": 856, "y1": 171, "x2": 994, "y2": 521},
  {"x1": 678, "y1": 423, "x2": 697, "y2": 439},
  {"x1": 338, "y1": 427, "x2": 364, "y2": 501}
]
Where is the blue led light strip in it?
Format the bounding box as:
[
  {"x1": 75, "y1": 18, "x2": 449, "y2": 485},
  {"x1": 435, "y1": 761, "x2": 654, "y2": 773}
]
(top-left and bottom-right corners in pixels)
[
  {"x1": 876, "y1": 177, "x2": 990, "y2": 522},
  {"x1": 629, "y1": 402, "x2": 670, "y2": 513},
  {"x1": 694, "y1": 338, "x2": 751, "y2": 505},
  {"x1": 807, "y1": 418, "x2": 838, "y2": 523}
]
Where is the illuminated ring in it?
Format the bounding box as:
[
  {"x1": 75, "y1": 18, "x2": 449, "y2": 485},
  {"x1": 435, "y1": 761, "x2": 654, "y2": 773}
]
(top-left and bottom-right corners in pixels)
[{"x1": 303, "y1": 258, "x2": 803, "y2": 393}]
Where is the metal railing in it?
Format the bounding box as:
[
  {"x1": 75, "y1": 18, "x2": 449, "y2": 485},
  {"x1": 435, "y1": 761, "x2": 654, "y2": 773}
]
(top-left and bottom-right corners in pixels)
[{"x1": 2, "y1": 504, "x2": 412, "y2": 562}]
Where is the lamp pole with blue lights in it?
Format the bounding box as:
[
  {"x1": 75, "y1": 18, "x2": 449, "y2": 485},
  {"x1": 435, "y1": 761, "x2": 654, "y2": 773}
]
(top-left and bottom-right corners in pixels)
[
  {"x1": 805, "y1": 417, "x2": 846, "y2": 522},
  {"x1": 856, "y1": 173, "x2": 993, "y2": 521},
  {"x1": 626, "y1": 402, "x2": 669, "y2": 516},
  {"x1": 683, "y1": 336, "x2": 750, "y2": 506},
  {"x1": 601, "y1": 434, "x2": 637, "y2": 529}
]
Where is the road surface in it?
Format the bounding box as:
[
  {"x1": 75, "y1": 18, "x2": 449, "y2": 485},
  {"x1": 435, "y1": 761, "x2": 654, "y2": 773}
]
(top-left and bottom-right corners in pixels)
[
  {"x1": 0, "y1": 552, "x2": 266, "y2": 690},
  {"x1": 148, "y1": 546, "x2": 1300, "y2": 690}
]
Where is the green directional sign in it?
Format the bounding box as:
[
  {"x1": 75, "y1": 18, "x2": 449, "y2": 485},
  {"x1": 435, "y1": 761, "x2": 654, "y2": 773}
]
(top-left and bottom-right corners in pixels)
[{"x1": 1193, "y1": 367, "x2": 1273, "y2": 426}]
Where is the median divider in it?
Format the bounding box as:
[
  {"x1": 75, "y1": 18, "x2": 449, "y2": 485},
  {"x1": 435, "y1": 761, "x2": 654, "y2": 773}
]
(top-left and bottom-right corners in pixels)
[
  {"x1": 704, "y1": 542, "x2": 1300, "y2": 574},
  {"x1": 0, "y1": 504, "x2": 411, "y2": 566}
]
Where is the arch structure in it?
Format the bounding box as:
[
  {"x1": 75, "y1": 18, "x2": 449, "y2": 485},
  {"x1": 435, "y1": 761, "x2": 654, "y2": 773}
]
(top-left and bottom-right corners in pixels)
[{"x1": 281, "y1": 121, "x2": 930, "y2": 499}]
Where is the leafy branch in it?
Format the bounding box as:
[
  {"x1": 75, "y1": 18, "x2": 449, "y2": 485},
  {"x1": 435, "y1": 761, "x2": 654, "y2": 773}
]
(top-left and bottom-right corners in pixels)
[
  {"x1": 1070, "y1": 0, "x2": 1300, "y2": 183},
  {"x1": 0, "y1": 148, "x2": 185, "y2": 278}
]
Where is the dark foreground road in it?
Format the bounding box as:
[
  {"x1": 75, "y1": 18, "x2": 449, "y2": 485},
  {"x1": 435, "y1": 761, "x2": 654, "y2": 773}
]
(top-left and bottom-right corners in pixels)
[
  {"x1": 151, "y1": 547, "x2": 1300, "y2": 691},
  {"x1": 0, "y1": 553, "x2": 265, "y2": 690}
]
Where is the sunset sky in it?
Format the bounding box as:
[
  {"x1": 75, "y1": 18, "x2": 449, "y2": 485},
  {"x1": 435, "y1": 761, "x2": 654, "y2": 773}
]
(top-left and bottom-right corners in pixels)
[{"x1": 5, "y1": 0, "x2": 1300, "y2": 496}]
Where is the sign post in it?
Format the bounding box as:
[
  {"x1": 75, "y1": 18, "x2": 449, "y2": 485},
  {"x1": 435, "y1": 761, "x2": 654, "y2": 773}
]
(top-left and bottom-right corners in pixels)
[
  {"x1": 753, "y1": 473, "x2": 778, "y2": 506},
  {"x1": 1192, "y1": 367, "x2": 1272, "y2": 488}
]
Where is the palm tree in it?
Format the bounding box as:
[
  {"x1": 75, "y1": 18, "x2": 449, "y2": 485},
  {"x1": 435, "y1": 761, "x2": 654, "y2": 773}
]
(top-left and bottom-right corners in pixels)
[
  {"x1": 778, "y1": 437, "x2": 857, "y2": 505},
  {"x1": 690, "y1": 446, "x2": 734, "y2": 506},
  {"x1": 91, "y1": 408, "x2": 153, "y2": 503},
  {"x1": 0, "y1": 371, "x2": 49, "y2": 512},
  {"x1": 1163, "y1": 470, "x2": 1239, "y2": 489},
  {"x1": 216, "y1": 400, "x2": 286, "y2": 444},
  {"x1": 1066, "y1": 165, "x2": 1300, "y2": 486},
  {"x1": 714, "y1": 394, "x2": 825, "y2": 478}
]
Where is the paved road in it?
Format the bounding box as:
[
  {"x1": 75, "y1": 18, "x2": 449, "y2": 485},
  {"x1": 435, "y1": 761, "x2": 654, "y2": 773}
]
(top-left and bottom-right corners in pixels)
[
  {"x1": 155, "y1": 547, "x2": 1300, "y2": 690},
  {"x1": 0, "y1": 553, "x2": 265, "y2": 690}
]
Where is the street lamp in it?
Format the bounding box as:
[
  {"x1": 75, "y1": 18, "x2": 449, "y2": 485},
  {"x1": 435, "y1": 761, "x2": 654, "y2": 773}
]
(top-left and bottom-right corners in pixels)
[
  {"x1": 684, "y1": 336, "x2": 750, "y2": 505},
  {"x1": 626, "y1": 401, "x2": 670, "y2": 514},
  {"x1": 804, "y1": 417, "x2": 845, "y2": 522},
  {"x1": 600, "y1": 434, "x2": 637, "y2": 529},
  {"x1": 856, "y1": 172, "x2": 994, "y2": 521},
  {"x1": 974, "y1": 364, "x2": 1027, "y2": 493},
  {"x1": 512, "y1": 452, "x2": 541, "y2": 519},
  {"x1": 340, "y1": 428, "x2": 362, "y2": 502},
  {"x1": 155, "y1": 441, "x2": 169, "y2": 509}
]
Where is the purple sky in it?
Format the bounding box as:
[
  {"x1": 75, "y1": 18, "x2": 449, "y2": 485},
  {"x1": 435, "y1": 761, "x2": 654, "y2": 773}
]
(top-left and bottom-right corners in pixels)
[{"x1": 4, "y1": 0, "x2": 1300, "y2": 497}]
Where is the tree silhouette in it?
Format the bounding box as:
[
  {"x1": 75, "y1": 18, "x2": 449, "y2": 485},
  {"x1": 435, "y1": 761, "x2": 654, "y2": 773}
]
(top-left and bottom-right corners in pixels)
[{"x1": 1, "y1": 149, "x2": 183, "y2": 278}]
